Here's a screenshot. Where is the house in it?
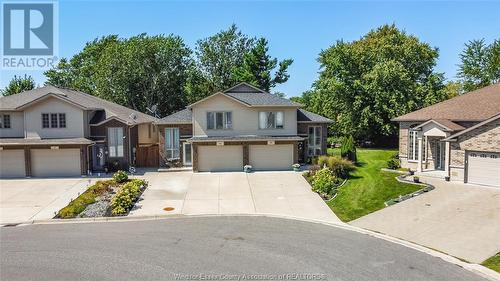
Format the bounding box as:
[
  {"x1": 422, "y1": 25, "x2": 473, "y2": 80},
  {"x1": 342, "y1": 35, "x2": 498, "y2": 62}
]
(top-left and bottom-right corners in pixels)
[
  {"x1": 156, "y1": 83, "x2": 333, "y2": 172},
  {"x1": 0, "y1": 86, "x2": 158, "y2": 178},
  {"x1": 393, "y1": 83, "x2": 500, "y2": 187}
]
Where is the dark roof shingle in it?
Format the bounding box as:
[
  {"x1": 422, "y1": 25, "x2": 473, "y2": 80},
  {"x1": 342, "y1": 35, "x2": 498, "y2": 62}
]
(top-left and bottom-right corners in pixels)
[
  {"x1": 297, "y1": 109, "x2": 333, "y2": 123},
  {"x1": 158, "y1": 108, "x2": 192, "y2": 124}
]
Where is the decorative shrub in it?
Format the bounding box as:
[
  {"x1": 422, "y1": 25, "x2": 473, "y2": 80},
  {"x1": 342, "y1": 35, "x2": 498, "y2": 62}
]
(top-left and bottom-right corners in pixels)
[
  {"x1": 326, "y1": 156, "x2": 356, "y2": 178},
  {"x1": 386, "y1": 158, "x2": 400, "y2": 170},
  {"x1": 110, "y1": 179, "x2": 147, "y2": 215},
  {"x1": 112, "y1": 170, "x2": 128, "y2": 183},
  {"x1": 340, "y1": 135, "x2": 357, "y2": 162},
  {"x1": 312, "y1": 168, "x2": 336, "y2": 196},
  {"x1": 317, "y1": 155, "x2": 329, "y2": 168}
]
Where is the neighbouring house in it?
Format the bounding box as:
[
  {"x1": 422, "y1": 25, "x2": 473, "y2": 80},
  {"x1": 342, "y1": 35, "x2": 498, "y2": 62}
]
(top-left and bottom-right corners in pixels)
[
  {"x1": 393, "y1": 83, "x2": 500, "y2": 187},
  {"x1": 156, "y1": 83, "x2": 332, "y2": 172},
  {"x1": 0, "y1": 86, "x2": 158, "y2": 178}
]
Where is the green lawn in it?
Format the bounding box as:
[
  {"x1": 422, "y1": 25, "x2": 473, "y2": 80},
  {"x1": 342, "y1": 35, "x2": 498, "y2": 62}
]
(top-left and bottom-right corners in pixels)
[
  {"x1": 327, "y1": 148, "x2": 421, "y2": 222},
  {"x1": 482, "y1": 253, "x2": 500, "y2": 273}
]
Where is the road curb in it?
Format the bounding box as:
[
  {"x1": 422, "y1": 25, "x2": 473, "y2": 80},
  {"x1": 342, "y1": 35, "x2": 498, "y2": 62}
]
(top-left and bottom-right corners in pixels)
[{"x1": 2, "y1": 213, "x2": 499, "y2": 281}]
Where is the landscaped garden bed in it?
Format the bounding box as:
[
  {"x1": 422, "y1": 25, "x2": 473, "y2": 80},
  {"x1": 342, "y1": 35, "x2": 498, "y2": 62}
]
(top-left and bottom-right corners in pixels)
[{"x1": 56, "y1": 171, "x2": 148, "y2": 219}]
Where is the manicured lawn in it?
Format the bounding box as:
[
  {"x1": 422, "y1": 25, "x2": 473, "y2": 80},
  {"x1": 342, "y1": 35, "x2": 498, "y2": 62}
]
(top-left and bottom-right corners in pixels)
[
  {"x1": 327, "y1": 148, "x2": 421, "y2": 222},
  {"x1": 482, "y1": 253, "x2": 500, "y2": 273}
]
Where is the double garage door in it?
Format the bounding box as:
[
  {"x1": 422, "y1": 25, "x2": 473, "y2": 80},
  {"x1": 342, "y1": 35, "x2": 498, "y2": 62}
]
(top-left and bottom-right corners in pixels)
[
  {"x1": 0, "y1": 149, "x2": 81, "y2": 178},
  {"x1": 467, "y1": 151, "x2": 500, "y2": 187},
  {"x1": 197, "y1": 144, "x2": 293, "y2": 172}
]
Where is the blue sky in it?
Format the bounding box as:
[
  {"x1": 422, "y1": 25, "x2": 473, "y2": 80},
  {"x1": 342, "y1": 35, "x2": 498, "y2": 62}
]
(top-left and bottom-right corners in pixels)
[{"x1": 1, "y1": 0, "x2": 499, "y2": 97}]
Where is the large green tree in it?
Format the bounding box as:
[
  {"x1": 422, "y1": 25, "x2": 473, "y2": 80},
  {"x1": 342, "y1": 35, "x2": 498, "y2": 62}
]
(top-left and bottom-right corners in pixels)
[
  {"x1": 300, "y1": 24, "x2": 446, "y2": 143},
  {"x1": 1, "y1": 74, "x2": 36, "y2": 96},
  {"x1": 457, "y1": 39, "x2": 499, "y2": 92},
  {"x1": 44, "y1": 34, "x2": 191, "y2": 117},
  {"x1": 232, "y1": 38, "x2": 293, "y2": 92}
]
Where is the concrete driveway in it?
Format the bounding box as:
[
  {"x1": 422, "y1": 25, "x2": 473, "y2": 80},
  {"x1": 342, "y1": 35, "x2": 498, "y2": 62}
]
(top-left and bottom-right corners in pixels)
[
  {"x1": 351, "y1": 177, "x2": 500, "y2": 263},
  {"x1": 0, "y1": 178, "x2": 93, "y2": 225},
  {"x1": 130, "y1": 171, "x2": 341, "y2": 223}
]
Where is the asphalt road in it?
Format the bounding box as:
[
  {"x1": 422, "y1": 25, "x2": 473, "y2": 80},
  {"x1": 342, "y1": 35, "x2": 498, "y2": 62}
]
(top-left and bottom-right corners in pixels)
[{"x1": 0, "y1": 216, "x2": 486, "y2": 281}]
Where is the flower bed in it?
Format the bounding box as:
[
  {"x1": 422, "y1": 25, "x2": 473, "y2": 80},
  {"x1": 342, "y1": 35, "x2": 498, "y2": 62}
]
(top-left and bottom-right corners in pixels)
[
  {"x1": 303, "y1": 156, "x2": 354, "y2": 201},
  {"x1": 57, "y1": 171, "x2": 148, "y2": 219}
]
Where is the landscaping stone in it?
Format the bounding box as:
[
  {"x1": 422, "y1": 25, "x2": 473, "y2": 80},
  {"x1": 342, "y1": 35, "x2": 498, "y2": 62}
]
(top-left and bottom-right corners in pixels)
[{"x1": 78, "y1": 200, "x2": 110, "y2": 218}]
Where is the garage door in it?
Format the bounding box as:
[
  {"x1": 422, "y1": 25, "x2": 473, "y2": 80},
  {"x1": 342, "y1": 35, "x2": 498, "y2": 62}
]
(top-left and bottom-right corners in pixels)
[
  {"x1": 31, "y1": 149, "x2": 81, "y2": 177},
  {"x1": 249, "y1": 144, "x2": 293, "y2": 171},
  {"x1": 198, "y1": 145, "x2": 243, "y2": 172},
  {"x1": 0, "y1": 150, "x2": 26, "y2": 178},
  {"x1": 467, "y1": 151, "x2": 500, "y2": 187}
]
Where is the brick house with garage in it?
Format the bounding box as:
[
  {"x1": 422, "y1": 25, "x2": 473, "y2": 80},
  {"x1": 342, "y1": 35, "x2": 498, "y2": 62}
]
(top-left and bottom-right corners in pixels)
[
  {"x1": 156, "y1": 83, "x2": 332, "y2": 172},
  {"x1": 393, "y1": 83, "x2": 500, "y2": 187},
  {"x1": 0, "y1": 86, "x2": 158, "y2": 178}
]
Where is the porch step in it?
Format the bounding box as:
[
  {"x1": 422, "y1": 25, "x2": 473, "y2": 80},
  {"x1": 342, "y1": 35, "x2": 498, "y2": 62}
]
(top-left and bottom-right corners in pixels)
[
  {"x1": 415, "y1": 171, "x2": 447, "y2": 179},
  {"x1": 158, "y1": 167, "x2": 193, "y2": 173}
]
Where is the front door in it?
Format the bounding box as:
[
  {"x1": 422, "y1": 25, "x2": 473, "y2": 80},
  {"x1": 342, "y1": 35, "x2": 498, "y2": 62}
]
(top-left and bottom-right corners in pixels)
[
  {"x1": 183, "y1": 143, "x2": 192, "y2": 166},
  {"x1": 435, "y1": 141, "x2": 445, "y2": 170},
  {"x1": 92, "y1": 144, "x2": 106, "y2": 171}
]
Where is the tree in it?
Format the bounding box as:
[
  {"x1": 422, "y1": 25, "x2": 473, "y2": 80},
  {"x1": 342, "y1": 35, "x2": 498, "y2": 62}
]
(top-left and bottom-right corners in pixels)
[
  {"x1": 458, "y1": 39, "x2": 500, "y2": 92},
  {"x1": 45, "y1": 34, "x2": 192, "y2": 117},
  {"x1": 1, "y1": 75, "x2": 35, "y2": 96},
  {"x1": 298, "y1": 24, "x2": 446, "y2": 144},
  {"x1": 232, "y1": 38, "x2": 293, "y2": 92},
  {"x1": 443, "y1": 80, "x2": 464, "y2": 99}
]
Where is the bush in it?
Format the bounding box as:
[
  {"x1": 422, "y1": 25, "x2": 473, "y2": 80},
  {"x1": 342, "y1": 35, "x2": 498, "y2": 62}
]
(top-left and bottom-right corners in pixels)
[
  {"x1": 386, "y1": 158, "x2": 400, "y2": 170},
  {"x1": 112, "y1": 170, "x2": 128, "y2": 183},
  {"x1": 58, "y1": 180, "x2": 115, "y2": 218},
  {"x1": 317, "y1": 155, "x2": 329, "y2": 168},
  {"x1": 340, "y1": 135, "x2": 357, "y2": 162},
  {"x1": 327, "y1": 156, "x2": 356, "y2": 178},
  {"x1": 312, "y1": 168, "x2": 337, "y2": 196},
  {"x1": 110, "y1": 179, "x2": 147, "y2": 215}
]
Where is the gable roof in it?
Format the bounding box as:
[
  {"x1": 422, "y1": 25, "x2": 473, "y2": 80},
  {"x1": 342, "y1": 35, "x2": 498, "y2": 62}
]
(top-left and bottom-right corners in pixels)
[
  {"x1": 413, "y1": 119, "x2": 465, "y2": 132},
  {"x1": 158, "y1": 108, "x2": 192, "y2": 124},
  {"x1": 0, "y1": 86, "x2": 158, "y2": 124},
  {"x1": 188, "y1": 82, "x2": 301, "y2": 108},
  {"x1": 297, "y1": 109, "x2": 333, "y2": 123},
  {"x1": 393, "y1": 83, "x2": 500, "y2": 122},
  {"x1": 443, "y1": 113, "x2": 500, "y2": 141}
]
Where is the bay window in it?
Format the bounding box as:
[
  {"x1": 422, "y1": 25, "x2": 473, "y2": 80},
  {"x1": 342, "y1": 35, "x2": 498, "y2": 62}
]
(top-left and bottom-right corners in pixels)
[
  {"x1": 165, "y1": 128, "x2": 180, "y2": 160},
  {"x1": 259, "y1": 111, "x2": 284, "y2": 129},
  {"x1": 207, "y1": 112, "x2": 232, "y2": 130},
  {"x1": 108, "y1": 127, "x2": 124, "y2": 157}
]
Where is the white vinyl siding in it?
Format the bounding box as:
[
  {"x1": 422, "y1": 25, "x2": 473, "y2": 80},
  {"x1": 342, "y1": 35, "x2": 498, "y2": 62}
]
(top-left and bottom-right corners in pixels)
[
  {"x1": 108, "y1": 127, "x2": 124, "y2": 157},
  {"x1": 259, "y1": 111, "x2": 284, "y2": 129},
  {"x1": 165, "y1": 127, "x2": 180, "y2": 160}
]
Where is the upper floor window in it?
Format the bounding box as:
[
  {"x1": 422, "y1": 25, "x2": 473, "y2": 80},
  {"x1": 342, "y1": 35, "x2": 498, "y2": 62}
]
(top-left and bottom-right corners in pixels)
[
  {"x1": 207, "y1": 112, "x2": 232, "y2": 130},
  {"x1": 42, "y1": 113, "x2": 66, "y2": 128},
  {"x1": 259, "y1": 111, "x2": 284, "y2": 129},
  {"x1": 0, "y1": 114, "x2": 11, "y2": 129}
]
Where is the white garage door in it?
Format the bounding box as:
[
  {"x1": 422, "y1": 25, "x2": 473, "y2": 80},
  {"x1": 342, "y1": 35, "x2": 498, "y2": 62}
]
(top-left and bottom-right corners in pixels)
[
  {"x1": 0, "y1": 150, "x2": 26, "y2": 178},
  {"x1": 467, "y1": 151, "x2": 500, "y2": 187},
  {"x1": 198, "y1": 145, "x2": 243, "y2": 172},
  {"x1": 249, "y1": 144, "x2": 293, "y2": 171},
  {"x1": 31, "y1": 149, "x2": 81, "y2": 177}
]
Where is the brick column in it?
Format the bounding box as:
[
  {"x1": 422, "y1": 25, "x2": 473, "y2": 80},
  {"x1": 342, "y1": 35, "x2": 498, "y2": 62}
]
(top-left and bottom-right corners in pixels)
[
  {"x1": 192, "y1": 143, "x2": 198, "y2": 172},
  {"x1": 243, "y1": 144, "x2": 249, "y2": 166},
  {"x1": 24, "y1": 146, "x2": 31, "y2": 177},
  {"x1": 417, "y1": 137, "x2": 423, "y2": 172}
]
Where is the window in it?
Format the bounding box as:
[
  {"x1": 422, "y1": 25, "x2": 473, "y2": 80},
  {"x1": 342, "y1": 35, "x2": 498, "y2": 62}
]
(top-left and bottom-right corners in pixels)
[
  {"x1": 108, "y1": 127, "x2": 124, "y2": 157},
  {"x1": 259, "y1": 111, "x2": 284, "y2": 129},
  {"x1": 408, "y1": 130, "x2": 419, "y2": 161},
  {"x1": 207, "y1": 112, "x2": 232, "y2": 130},
  {"x1": 0, "y1": 114, "x2": 11, "y2": 129},
  {"x1": 308, "y1": 126, "x2": 322, "y2": 156},
  {"x1": 42, "y1": 113, "x2": 66, "y2": 128},
  {"x1": 165, "y1": 128, "x2": 180, "y2": 159},
  {"x1": 58, "y1": 114, "x2": 66, "y2": 128},
  {"x1": 42, "y1": 113, "x2": 50, "y2": 128}
]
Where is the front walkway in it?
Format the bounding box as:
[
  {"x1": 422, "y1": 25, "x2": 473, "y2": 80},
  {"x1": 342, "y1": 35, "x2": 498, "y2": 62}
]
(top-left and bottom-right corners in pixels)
[
  {"x1": 130, "y1": 171, "x2": 341, "y2": 223},
  {"x1": 351, "y1": 176, "x2": 500, "y2": 263}
]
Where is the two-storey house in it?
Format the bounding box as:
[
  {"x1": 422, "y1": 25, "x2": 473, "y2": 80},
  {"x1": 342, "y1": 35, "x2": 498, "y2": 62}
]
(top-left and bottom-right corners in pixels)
[
  {"x1": 0, "y1": 86, "x2": 158, "y2": 178},
  {"x1": 156, "y1": 83, "x2": 332, "y2": 172}
]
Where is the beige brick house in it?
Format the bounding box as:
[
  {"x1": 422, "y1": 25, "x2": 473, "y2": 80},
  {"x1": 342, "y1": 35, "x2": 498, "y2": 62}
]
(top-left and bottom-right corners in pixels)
[
  {"x1": 393, "y1": 83, "x2": 500, "y2": 187},
  {"x1": 157, "y1": 83, "x2": 332, "y2": 172}
]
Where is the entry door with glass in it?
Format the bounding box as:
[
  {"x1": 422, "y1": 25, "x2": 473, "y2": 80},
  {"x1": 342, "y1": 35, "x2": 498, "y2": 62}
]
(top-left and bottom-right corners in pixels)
[
  {"x1": 183, "y1": 143, "x2": 192, "y2": 166},
  {"x1": 435, "y1": 141, "x2": 445, "y2": 170},
  {"x1": 92, "y1": 144, "x2": 106, "y2": 171}
]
